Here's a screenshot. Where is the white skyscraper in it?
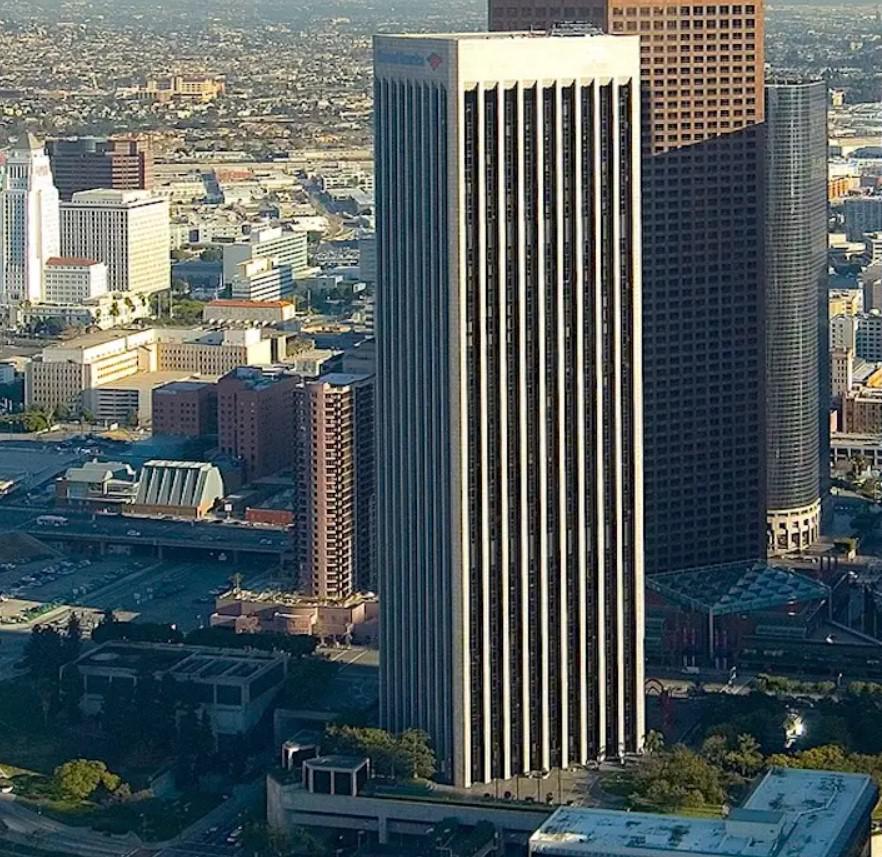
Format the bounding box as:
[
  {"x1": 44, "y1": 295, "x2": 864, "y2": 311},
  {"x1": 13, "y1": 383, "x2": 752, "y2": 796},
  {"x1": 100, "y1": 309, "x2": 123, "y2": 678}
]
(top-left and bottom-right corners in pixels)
[
  {"x1": 375, "y1": 31, "x2": 644, "y2": 788},
  {"x1": 0, "y1": 134, "x2": 60, "y2": 308},
  {"x1": 59, "y1": 189, "x2": 170, "y2": 294}
]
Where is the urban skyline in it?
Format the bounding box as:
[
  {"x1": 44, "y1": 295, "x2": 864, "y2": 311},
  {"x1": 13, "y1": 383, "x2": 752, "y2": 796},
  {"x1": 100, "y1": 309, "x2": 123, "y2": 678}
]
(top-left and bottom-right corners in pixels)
[{"x1": 0, "y1": 1, "x2": 875, "y2": 855}]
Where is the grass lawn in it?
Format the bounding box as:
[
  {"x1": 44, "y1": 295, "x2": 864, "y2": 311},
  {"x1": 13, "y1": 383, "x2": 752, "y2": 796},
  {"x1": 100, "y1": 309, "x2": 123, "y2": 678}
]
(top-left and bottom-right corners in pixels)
[
  {"x1": 0, "y1": 677, "x2": 169, "y2": 788},
  {"x1": 11, "y1": 767, "x2": 221, "y2": 841},
  {"x1": 0, "y1": 674, "x2": 223, "y2": 842}
]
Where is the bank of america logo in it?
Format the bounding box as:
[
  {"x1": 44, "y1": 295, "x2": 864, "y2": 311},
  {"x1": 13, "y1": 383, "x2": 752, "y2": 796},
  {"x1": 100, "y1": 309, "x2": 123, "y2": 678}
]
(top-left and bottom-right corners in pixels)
[{"x1": 427, "y1": 53, "x2": 443, "y2": 70}]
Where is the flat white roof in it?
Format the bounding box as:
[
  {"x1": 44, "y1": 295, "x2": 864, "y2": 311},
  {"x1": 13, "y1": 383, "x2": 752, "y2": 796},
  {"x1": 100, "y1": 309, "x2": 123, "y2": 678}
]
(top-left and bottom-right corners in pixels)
[
  {"x1": 374, "y1": 31, "x2": 639, "y2": 85},
  {"x1": 745, "y1": 767, "x2": 876, "y2": 857},
  {"x1": 530, "y1": 768, "x2": 876, "y2": 857}
]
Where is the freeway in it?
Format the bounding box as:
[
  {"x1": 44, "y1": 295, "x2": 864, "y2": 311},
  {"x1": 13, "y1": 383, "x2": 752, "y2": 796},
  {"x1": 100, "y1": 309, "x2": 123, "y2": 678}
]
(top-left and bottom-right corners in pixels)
[{"x1": 0, "y1": 508, "x2": 291, "y2": 558}]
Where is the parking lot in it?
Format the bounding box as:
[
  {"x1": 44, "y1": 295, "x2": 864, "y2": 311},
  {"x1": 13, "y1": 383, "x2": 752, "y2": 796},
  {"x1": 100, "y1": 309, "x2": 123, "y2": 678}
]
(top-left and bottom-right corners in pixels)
[
  {"x1": 0, "y1": 552, "x2": 277, "y2": 652},
  {"x1": 118, "y1": 560, "x2": 276, "y2": 630},
  {"x1": 0, "y1": 555, "x2": 151, "y2": 623},
  {"x1": 0, "y1": 445, "x2": 80, "y2": 497}
]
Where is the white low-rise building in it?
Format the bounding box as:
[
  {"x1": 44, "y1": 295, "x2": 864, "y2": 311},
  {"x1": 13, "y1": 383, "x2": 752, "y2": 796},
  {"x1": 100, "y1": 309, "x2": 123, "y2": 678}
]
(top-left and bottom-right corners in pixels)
[
  {"x1": 530, "y1": 768, "x2": 877, "y2": 857},
  {"x1": 222, "y1": 227, "x2": 309, "y2": 285},
  {"x1": 43, "y1": 257, "x2": 108, "y2": 303}
]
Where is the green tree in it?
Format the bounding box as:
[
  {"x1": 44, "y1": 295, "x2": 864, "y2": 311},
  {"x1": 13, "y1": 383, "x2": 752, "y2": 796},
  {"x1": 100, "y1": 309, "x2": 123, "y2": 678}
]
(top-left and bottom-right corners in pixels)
[
  {"x1": 632, "y1": 746, "x2": 725, "y2": 811},
  {"x1": 323, "y1": 725, "x2": 435, "y2": 780},
  {"x1": 810, "y1": 715, "x2": 852, "y2": 749},
  {"x1": 200, "y1": 246, "x2": 223, "y2": 263},
  {"x1": 399, "y1": 729, "x2": 436, "y2": 779},
  {"x1": 724, "y1": 734, "x2": 764, "y2": 778},
  {"x1": 53, "y1": 759, "x2": 120, "y2": 801},
  {"x1": 53, "y1": 403, "x2": 71, "y2": 422},
  {"x1": 24, "y1": 625, "x2": 65, "y2": 680},
  {"x1": 59, "y1": 664, "x2": 83, "y2": 723},
  {"x1": 644, "y1": 729, "x2": 665, "y2": 755},
  {"x1": 62, "y1": 613, "x2": 82, "y2": 663},
  {"x1": 701, "y1": 734, "x2": 729, "y2": 768}
]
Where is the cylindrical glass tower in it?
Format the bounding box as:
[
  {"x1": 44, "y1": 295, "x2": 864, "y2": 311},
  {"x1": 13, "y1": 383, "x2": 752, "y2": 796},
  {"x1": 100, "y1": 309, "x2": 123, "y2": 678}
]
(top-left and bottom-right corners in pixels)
[{"x1": 765, "y1": 79, "x2": 828, "y2": 554}]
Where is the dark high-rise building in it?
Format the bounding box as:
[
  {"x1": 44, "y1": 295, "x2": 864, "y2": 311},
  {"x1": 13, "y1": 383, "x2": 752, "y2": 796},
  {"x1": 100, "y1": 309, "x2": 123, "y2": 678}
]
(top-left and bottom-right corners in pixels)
[
  {"x1": 490, "y1": 0, "x2": 767, "y2": 574},
  {"x1": 375, "y1": 31, "x2": 644, "y2": 788},
  {"x1": 47, "y1": 137, "x2": 154, "y2": 202},
  {"x1": 765, "y1": 80, "x2": 828, "y2": 553}
]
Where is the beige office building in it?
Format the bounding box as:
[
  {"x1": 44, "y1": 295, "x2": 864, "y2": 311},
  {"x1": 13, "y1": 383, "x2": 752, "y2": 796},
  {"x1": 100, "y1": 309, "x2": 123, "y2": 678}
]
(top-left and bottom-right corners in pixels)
[
  {"x1": 60, "y1": 190, "x2": 170, "y2": 294},
  {"x1": 375, "y1": 32, "x2": 644, "y2": 787},
  {"x1": 25, "y1": 326, "x2": 271, "y2": 415}
]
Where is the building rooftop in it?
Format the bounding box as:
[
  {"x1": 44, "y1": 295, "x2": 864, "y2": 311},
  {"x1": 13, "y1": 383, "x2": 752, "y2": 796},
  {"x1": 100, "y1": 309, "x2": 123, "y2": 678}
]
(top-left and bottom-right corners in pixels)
[
  {"x1": 99, "y1": 371, "x2": 218, "y2": 394},
  {"x1": 831, "y1": 432, "x2": 882, "y2": 445},
  {"x1": 316, "y1": 372, "x2": 373, "y2": 387},
  {"x1": 249, "y1": 486, "x2": 295, "y2": 510},
  {"x1": 219, "y1": 587, "x2": 376, "y2": 610},
  {"x1": 221, "y1": 365, "x2": 300, "y2": 390},
  {"x1": 647, "y1": 562, "x2": 829, "y2": 616},
  {"x1": 67, "y1": 189, "x2": 157, "y2": 205},
  {"x1": 63, "y1": 461, "x2": 134, "y2": 484},
  {"x1": 134, "y1": 459, "x2": 224, "y2": 509},
  {"x1": 76, "y1": 641, "x2": 285, "y2": 685},
  {"x1": 45, "y1": 256, "x2": 101, "y2": 267},
  {"x1": 304, "y1": 755, "x2": 368, "y2": 772},
  {"x1": 48, "y1": 327, "x2": 145, "y2": 350},
  {"x1": 153, "y1": 379, "x2": 217, "y2": 395},
  {"x1": 207, "y1": 299, "x2": 294, "y2": 309},
  {"x1": 378, "y1": 30, "x2": 607, "y2": 41},
  {"x1": 530, "y1": 768, "x2": 877, "y2": 857}
]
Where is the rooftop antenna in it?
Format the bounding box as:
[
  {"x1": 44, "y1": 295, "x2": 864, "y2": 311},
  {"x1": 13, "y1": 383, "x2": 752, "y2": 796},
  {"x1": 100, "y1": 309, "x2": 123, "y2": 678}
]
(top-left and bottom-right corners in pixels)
[{"x1": 550, "y1": 21, "x2": 604, "y2": 36}]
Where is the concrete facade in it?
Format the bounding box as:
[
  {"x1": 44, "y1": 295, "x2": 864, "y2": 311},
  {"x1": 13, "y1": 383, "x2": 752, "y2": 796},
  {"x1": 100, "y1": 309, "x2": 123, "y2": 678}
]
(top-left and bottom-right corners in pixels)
[
  {"x1": 375, "y1": 31, "x2": 644, "y2": 786},
  {"x1": 43, "y1": 257, "x2": 108, "y2": 304},
  {"x1": 0, "y1": 134, "x2": 60, "y2": 308},
  {"x1": 60, "y1": 189, "x2": 170, "y2": 294}
]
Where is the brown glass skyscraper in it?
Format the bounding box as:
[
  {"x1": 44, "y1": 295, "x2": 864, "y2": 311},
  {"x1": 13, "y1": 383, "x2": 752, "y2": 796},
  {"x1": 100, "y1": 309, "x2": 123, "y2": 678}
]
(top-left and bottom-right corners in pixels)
[
  {"x1": 490, "y1": 1, "x2": 766, "y2": 574},
  {"x1": 48, "y1": 138, "x2": 154, "y2": 202}
]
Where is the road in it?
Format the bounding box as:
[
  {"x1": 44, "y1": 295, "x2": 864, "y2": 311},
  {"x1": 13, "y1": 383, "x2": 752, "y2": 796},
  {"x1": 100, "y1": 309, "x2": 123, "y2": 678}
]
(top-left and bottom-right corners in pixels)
[
  {"x1": 155, "y1": 780, "x2": 262, "y2": 857},
  {"x1": 0, "y1": 780, "x2": 262, "y2": 857},
  {"x1": 0, "y1": 507, "x2": 291, "y2": 559},
  {"x1": 0, "y1": 796, "x2": 135, "y2": 857}
]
